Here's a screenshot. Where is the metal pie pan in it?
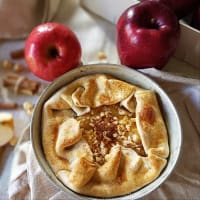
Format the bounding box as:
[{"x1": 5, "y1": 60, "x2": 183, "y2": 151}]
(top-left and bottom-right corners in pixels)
[{"x1": 31, "y1": 63, "x2": 182, "y2": 200}]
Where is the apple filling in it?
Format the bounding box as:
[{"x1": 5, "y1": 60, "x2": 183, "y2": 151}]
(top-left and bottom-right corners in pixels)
[{"x1": 77, "y1": 104, "x2": 146, "y2": 165}]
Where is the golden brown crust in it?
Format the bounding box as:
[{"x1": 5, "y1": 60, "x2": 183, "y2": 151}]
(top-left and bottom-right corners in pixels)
[
  {"x1": 135, "y1": 90, "x2": 169, "y2": 158},
  {"x1": 94, "y1": 145, "x2": 121, "y2": 182},
  {"x1": 68, "y1": 157, "x2": 97, "y2": 188},
  {"x1": 42, "y1": 74, "x2": 169, "y2": 197}
]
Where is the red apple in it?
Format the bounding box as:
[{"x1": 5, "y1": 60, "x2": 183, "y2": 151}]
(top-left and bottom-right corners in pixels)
[
  {"x1": 25, "y1": 22, "x2": 81, "y2": 81},
  {"x1": 117, "y1": 1, "x2": 180, "y2": 69},
  {"x1": 141, "y1": 0, "x2": 199, "y2": 19},
  {"x1": 167, "y1": 0, "x2": 199, "y2": 19},
  {"x1": 191, "y1": 5, "x2": 200, "y2": 30}
]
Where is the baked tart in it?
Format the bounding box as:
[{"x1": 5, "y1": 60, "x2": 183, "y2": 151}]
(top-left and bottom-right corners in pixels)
[{"x1": 42, "y1": 74, "x2": 169, "y2": 197}]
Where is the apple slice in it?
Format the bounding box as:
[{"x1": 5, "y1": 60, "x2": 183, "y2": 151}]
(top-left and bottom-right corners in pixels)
[{"x1": 0, "y1": 112, "x2": 14, "y2": 146}]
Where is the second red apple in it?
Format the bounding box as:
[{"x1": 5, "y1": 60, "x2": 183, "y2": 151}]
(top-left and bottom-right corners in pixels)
[{"x1": 117, "y1": 1, "x2": 180, "y2": 69}]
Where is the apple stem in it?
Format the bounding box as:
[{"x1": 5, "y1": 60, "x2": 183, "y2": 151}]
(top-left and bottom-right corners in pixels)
[
  {"x1": 150, "y1": 18, "x2": 158, "y2": 29},
  {"x1": 48, "y1": 47, "x2": 59, "y2": 59}
]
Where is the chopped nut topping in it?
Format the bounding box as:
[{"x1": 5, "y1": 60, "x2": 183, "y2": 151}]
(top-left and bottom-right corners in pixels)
[
  {"x1": 13, "y1": 64, "x2": 24, "y2": 72},
  {"x1": 2, "y1": 60, "x2": 24, "y2": 72},
  {"x1": 97, "y1": 51, "x2": 107, "y2": 60},
  {"x1": 77, "y1": 104, "x2": 146, "y2": 165},
  {"x1": 23, "y1": 102, "x2": 34, "y2": 116},
  {"x1": 2, "y1": 60, "x2": 14, "y2": 69}
]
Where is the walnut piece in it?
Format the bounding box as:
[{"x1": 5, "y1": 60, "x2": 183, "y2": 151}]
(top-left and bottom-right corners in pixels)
[{"x1": 77, "y1": 104, "x2": 146, "y2": 165}]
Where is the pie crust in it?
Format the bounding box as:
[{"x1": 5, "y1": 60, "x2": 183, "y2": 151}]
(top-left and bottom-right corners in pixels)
[{"x1": 42, "y1": 74, "x2": 169, "y2": 197}]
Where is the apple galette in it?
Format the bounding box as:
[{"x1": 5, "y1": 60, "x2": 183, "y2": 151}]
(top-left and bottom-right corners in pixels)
[{"x1": 42, "y1": 74, "x2": 169, "y2": 197}]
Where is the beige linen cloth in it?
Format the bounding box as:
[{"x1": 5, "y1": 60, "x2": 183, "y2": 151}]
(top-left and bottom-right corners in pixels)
[{"x1": 0, "y1": 0, "x2": 199, "y2": 199}]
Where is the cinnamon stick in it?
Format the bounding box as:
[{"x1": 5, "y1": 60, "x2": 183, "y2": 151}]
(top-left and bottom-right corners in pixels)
[
  {"x1": 10, "y1": 49, "x2": 24, "y2": 59},
  {"x1": 3, "y1": 73, "x2": 41, "y2": 95},
  {"x1": 0, "y1": 102, "x2": 18, "y2": 109}
]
